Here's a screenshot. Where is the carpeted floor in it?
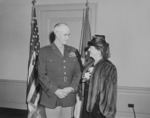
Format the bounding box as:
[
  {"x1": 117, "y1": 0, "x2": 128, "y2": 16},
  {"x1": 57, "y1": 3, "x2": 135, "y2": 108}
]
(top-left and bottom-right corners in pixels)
[{"x1": 0, "y1": 108, "x2": 28, "y2": 118}]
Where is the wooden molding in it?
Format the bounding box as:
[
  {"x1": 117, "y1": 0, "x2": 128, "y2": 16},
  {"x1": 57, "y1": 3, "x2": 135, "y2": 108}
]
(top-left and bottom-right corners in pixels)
[
  {"x1": 0, "y1": 79, "x2": 27, "y2": 110},
  {"x1": 0, "y1": 79, "x2": 150, "y2": 118}
]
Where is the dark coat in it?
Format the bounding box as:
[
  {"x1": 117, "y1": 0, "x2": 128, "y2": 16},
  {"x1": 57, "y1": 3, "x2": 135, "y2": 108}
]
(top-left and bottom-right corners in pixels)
[
  {"x1": 38, "y1": 43, "x2": 81, "y2": 108},
  {"x1": 86, "y1": 59, "x2": 117, "y2": 118}
]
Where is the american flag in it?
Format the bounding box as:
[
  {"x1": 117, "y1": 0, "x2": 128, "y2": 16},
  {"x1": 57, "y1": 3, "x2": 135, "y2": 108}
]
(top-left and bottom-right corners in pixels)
[{"x1": 26, "y1": 5, "x2": 41, "y2": 118}]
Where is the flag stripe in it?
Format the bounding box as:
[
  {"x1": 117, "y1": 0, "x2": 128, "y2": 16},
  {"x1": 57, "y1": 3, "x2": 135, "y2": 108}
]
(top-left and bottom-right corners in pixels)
[
  {"x1": 27, "y1": 51, "x2": 36, "y2": 94},
  {"x1": 30, "y1": 84, "x2": 40, "y2": 104},
  {"x1": 27, "y1": 51, "x2": 36, "y2": 82},
  {"x1": 27, "y1": 79, "x2": 36, "y2": 102}
]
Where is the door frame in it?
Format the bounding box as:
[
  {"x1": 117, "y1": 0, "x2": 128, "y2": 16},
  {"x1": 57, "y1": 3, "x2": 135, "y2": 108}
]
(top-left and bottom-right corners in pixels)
[{"x1": 35, "y1": 3, "x2": 97, "y2": 49}]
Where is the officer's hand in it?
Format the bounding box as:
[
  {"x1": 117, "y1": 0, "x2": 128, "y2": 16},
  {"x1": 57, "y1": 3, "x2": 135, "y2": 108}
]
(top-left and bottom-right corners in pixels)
[
  {"x1": 55, "y1": 89, "x2": 68, "y2": 99},
  {"x1": 63, "y1": 87, "x2": 74, "y2": 95}
]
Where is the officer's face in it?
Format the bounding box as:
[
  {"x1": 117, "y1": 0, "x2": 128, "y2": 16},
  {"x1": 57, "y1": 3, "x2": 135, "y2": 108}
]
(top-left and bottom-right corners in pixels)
[{"x1": 57, "y1": 26, "x2": 70, "y2": 45}]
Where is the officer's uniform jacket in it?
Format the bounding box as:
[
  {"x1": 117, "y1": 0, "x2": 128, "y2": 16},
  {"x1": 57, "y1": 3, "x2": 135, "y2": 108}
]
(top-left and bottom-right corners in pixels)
[{"x1": 38, "y1": 43, "x2": 81, "y2": 108}]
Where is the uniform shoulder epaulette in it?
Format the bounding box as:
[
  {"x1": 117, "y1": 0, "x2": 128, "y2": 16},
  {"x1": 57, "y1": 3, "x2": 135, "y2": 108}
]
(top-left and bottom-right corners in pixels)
[
  {"x1": 39, "y1": 45, "x2": 51, "y2": 52},
  {"x1": 66, "y1": 45, "x2": 77, "y2": 52}
]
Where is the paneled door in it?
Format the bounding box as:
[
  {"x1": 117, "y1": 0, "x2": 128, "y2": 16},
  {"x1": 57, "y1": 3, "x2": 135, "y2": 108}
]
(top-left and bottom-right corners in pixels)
[{"x1": 36, "y1": 3, "x2": 97, "y2": 50}]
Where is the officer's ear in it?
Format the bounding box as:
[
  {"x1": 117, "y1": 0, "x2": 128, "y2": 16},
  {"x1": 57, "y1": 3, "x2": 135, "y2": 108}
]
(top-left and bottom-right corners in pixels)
[
  {"x1": 55, "y1": 30, "x2": 62, "y2": 39},
  {"x1": 54, "y1": 30, "x2": 58, "y2": 37}
]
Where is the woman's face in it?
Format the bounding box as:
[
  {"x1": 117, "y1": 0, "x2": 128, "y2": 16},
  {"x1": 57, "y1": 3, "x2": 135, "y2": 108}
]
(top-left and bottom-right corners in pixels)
[{"x1": 88, "y1": 46, "x2": 101, "y2": 59}]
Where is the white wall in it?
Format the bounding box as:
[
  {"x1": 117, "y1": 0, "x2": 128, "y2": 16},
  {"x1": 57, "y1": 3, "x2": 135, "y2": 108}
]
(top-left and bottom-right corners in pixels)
[
  {"x1": 0, "y1": 0, "x2": 31, "y2": 81},
  {"x1": 97, "y1": 0, "x2": 150, "y2": 88}
]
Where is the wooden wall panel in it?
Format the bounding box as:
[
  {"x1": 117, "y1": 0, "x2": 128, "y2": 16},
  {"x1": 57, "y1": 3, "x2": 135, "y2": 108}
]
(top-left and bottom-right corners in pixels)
[
  {"x1": 0, "y1": 80, "x2": 150, "y2": 118},
  {"x1": 0, "y1": 79, "x2": 27, "y2": 109}
]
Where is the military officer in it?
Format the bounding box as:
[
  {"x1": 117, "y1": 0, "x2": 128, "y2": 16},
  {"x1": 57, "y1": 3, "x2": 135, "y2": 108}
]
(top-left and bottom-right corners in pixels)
[{"x1": 38, "y1": 23, "x2": 81, "y2": 118}]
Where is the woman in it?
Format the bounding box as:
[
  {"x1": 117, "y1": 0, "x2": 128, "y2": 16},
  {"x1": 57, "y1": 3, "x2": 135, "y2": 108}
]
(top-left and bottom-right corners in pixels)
[{"x1": 80, "y1": 35, "x2": 117, "y2": 118}]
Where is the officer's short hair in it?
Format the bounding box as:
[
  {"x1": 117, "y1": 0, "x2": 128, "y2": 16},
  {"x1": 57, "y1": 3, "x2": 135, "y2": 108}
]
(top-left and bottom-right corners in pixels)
[{"x1": 54, "y1": 23, "x2": 68, "y2": 33}]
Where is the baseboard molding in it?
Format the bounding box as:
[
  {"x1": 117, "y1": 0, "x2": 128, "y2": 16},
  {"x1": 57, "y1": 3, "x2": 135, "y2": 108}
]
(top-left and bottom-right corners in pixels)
[
  {"x1": 117, "y1": 86, "x2": 150, "y2": 118},
  {"x1": 0, "y1": 79, "x2": 150, "y2": 118},
  {"x1": 116, "y1": 112, "x2": 150, "y2": 118},
  {"x1": 0, "y1": 79, "x2": 27, "y2": 110}
]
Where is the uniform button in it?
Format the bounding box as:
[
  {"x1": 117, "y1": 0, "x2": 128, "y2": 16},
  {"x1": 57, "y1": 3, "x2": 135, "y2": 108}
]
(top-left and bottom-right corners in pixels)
[
  {"x1": 64, "y1": 72, "x2": 66, "y2": 75},
  {"x1": 63, "y1": 66, "x2": 66, "y2": 69},
  {"x1": 64, "y1": 77, "x2": 67, "y2": 82},
  {"x1": 63, "y1": 60, "x2": 66, "y2": 63}
]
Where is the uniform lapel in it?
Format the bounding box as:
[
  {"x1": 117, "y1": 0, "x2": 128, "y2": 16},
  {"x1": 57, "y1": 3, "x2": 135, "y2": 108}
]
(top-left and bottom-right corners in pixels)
[
  {"x1": 51, "y1": 43, "x2": 63, "y2": 58},
  {"x1": 64, "y1": 45, "x2": 70, "y2": 58}
]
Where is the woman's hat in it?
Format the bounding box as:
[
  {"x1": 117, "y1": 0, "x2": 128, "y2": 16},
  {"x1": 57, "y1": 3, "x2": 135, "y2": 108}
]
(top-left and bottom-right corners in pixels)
[
  {"x1": 88, "y1": 35, "x2": 106, "y2": 47},
  {"x1": 88, "y1": 35, "x2": 110, "y2": 58}
]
